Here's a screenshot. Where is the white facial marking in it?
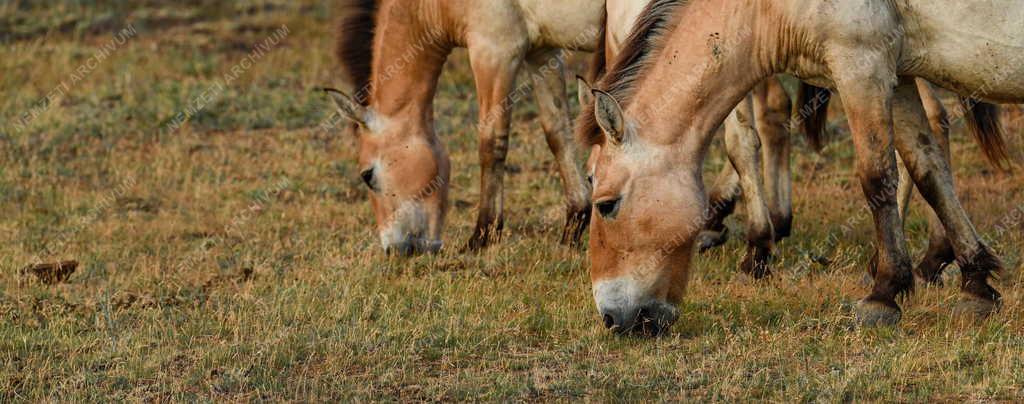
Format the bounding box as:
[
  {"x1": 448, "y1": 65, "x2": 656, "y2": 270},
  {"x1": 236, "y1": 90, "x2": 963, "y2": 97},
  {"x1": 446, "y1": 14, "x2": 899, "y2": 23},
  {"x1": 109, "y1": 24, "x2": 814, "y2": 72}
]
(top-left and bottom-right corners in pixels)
[
  {"x1": 364, "y1": 111, "x2": 388, "y2": 134},
  {"x1": 593, "y1": 276, "x2": 643, "y2": 312}
]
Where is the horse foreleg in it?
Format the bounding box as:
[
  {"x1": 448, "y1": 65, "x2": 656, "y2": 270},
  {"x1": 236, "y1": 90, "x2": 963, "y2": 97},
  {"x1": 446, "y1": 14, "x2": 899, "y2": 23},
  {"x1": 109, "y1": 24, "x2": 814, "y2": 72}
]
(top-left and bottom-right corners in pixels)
[
  {"x1": 698, "y1": 162, "x2": 739, "y2": 252},
  {"x1": 754, "y1": 78, "x2": 794, "y2": 240},
  {"x1": 724, "y1": 96, "x2": 775, "y2": 279},
  {"x1": 465, "y1": 44, "x2": 526, "y2": 251},
  {"x1": 840, "y1": 73, "x2": 912, "y2": 327},
  {"x1": 892, "y1": 81, "x2": 1001, "y2": 317},
  {"x1": 527, "y1": 50, "x2": 592, "y2": 247}
]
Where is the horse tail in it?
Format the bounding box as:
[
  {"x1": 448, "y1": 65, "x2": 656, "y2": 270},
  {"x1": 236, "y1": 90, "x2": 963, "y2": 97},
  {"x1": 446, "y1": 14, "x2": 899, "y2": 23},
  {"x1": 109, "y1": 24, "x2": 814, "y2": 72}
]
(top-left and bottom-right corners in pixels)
[
  {"x1": 794, "y1": 82, "x2": 832, "y2": 151},
  {"x1": 961, "y1": 98, "x2": 1013, "y2": 171}
]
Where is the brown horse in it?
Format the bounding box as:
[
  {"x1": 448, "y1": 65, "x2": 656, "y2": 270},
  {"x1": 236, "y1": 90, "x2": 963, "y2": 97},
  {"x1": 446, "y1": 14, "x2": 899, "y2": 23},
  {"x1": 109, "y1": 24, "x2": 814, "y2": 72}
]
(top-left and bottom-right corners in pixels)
[
  {"x1": 580, "y1": 0, "x2": 799, "y2": 279},
  {"x1": 582, "y1": 0, "x2": 1017, "y2": 334},
  {"x1": 326, "y1": 0, "x2": 604, "y2": 254},
  {"x1": 581, "y1": 0, "x2": 1007, "y2": 284}
]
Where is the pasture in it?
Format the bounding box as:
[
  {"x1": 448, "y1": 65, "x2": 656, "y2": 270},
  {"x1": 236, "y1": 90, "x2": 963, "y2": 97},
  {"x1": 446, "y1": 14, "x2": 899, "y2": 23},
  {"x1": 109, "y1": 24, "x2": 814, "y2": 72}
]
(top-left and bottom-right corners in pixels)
[{"x1": 3, "y1": 1, "x2": 1024, "y2": 401}]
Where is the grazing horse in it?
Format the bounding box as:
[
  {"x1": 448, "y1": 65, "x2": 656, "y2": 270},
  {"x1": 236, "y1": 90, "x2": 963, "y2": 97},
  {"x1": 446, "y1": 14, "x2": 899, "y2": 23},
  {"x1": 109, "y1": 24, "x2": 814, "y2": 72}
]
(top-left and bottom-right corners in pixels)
[
  {"x1": 581, "y1": 0, "x2": 1008, "y2": 284},
  {"x1": 581, "y1": 0, "x2": 1018, "y2": 333},
  {"x1": 325, "y1": 0, "x2": 603, "y2": 254},
  {"x1": 579, "y1": 0, "x2": 811, "y2": 278}
]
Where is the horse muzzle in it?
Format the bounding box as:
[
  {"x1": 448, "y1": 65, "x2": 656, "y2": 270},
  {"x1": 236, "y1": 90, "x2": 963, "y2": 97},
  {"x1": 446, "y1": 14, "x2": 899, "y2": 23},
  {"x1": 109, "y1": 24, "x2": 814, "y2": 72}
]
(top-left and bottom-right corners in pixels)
[{"x1": 594, "y1": 278, "x2": 679, "y2": 336}]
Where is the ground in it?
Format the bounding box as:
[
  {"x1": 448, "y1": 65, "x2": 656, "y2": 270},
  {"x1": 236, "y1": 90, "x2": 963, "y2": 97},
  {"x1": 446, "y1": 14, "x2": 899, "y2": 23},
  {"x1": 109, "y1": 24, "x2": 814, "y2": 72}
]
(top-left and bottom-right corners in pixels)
[{"x1": 2, "y1": 1, "x2": 1024, "y2": 401}]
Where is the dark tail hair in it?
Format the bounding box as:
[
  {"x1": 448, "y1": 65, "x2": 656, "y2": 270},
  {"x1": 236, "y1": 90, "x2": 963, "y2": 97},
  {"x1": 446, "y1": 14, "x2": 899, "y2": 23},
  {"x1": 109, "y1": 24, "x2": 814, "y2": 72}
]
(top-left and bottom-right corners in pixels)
[
  {"x1": 794, "y1": 83, "x2": 832, "y2": 151},
  {"x1": 960, "y1": 98, "x2": 1013, "y2": 171}
]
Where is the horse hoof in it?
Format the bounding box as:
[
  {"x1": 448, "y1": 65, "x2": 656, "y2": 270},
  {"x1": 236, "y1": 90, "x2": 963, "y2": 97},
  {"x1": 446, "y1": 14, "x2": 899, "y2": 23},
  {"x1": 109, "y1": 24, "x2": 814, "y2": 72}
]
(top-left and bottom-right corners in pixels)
[
  {"x1": 462, "y1": 235, "x2": 491, "y2": 253},
  {"x1": 739, "y1": 246, "x2": 773, "y2": 279},
  {"x1": 952, "y1": 294, "x2": 999, "y2": 320},
  {"x1": 697, "y1": 228, "x2": 729, "y2": 252},
  {"x1": 855, "y1": 300, "x2": 901, "y2": 327}
]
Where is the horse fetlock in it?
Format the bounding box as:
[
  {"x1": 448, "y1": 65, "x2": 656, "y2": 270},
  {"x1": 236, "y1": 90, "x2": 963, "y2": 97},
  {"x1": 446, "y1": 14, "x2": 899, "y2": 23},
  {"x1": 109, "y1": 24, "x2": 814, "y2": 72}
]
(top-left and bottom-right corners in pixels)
[
  {"x1": 913, "y1": 239, "x2": 954, "y2": 285},
  {"x1": 957, "y1": 245, "x2": 1002, "y2": 303},
  {"x1": 704, "y1": 195, "x2": 738, "y2": 231},
  {"x1": 697, "y1": 228, "x2": 730, "y2": 253},
  {"x1": 740, "y1": 244, "x2": 773, "y2": 279},
  {"x1": 466, "y1": 216, "x2": 504, "y2": 252},
  {"x1": 770, "y1": 213, "x2": 793, "y2": 240}
]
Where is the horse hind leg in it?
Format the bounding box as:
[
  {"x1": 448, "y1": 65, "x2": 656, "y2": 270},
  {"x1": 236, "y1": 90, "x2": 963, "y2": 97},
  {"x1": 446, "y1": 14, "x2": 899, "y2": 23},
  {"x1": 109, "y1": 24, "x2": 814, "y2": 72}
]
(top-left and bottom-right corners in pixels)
[
  {"x1": 875, "y1": 81, "x2": 960, "y2": 287},
  {"x1": 527, "y1": 50, "x2": 592, "y2": 247},
  {"x1": 885, "y1": 153, "x2": 955, "y2": 285},
  {"x1": 891, "y1": 80, "x2": 1002, "y2": 319},
  {"x1": 911, "y1": 79, "x2": 956, "y2": 285}
]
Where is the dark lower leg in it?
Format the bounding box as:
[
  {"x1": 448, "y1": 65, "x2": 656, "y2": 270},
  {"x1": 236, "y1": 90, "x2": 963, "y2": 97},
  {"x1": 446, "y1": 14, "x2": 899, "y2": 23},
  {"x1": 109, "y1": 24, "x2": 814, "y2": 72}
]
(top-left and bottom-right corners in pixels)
[
  {"x1": 841, "y1": 80, "x2": 913, "y2": 325},
  {"x1": 891, "y1": 82, "x2": 1002, "y2": 310},
  {"x1": 724, "y1": 99, "x2": 775, "y2": 279},
  {"x1": 699, "y1": 162, "x2": 740, "y2": 252},
  {"x1": 468, "y1": 131, "x2": 509, "y2": 250},
  {"x1": 528, "y1": 52, "x2": 592, "y2": 247},
  {"x1": 914, "y1": 210, "x2": 955, "y2": 284}
]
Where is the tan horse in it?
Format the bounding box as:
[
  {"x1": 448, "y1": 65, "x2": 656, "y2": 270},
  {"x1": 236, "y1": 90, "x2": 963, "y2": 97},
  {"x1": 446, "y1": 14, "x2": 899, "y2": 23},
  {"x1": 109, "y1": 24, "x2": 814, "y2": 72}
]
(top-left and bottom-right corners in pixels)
[
  {"x1": 580, "y1": 0, "x2": 806, "y2": 279},
  {"x1": 582, "y1": 0, "x2": 1005, "y2": 284},
  {"x1": 325, "y1": 0, "x2": 603, "y2": 254},
  {"x1": 582, "y1": 0, "x2": 1017, "y2": 334}
]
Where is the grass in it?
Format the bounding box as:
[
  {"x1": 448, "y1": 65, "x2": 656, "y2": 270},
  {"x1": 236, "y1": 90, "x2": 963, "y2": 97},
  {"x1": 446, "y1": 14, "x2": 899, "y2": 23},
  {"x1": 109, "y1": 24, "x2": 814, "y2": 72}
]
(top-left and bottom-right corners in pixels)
[{"x1": 2, "y1": 1, "x2": 1024, "y2": 401}]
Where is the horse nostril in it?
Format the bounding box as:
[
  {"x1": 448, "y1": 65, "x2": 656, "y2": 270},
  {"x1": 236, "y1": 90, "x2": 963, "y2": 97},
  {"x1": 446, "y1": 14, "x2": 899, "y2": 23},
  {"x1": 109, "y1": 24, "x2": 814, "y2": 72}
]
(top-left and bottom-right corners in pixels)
[
  {"x1": 603, "y1": 314, "x2": 616, "y2": 329},
  {"x1": 636, "y1": 306, "x2": 665, "y2": 336},
  {"x1": 595, "y1": 197, "x2": 621, "y2": 219}
]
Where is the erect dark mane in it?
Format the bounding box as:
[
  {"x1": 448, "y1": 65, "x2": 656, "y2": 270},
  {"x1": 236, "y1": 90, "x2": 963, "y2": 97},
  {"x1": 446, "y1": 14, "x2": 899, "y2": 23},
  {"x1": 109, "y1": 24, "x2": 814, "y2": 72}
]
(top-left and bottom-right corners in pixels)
[
  {"x1": 335, "y1": 0, "x2": 378, "y2": 105},
  {"x1": 577, "y1": 0, "x2": 688, "y2": 147}
]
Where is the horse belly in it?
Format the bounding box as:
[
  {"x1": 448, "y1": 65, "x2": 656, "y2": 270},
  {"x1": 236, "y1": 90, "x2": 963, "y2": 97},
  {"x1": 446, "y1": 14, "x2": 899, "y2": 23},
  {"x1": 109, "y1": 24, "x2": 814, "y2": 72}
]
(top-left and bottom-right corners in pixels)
[
  {"x1": 901, "y1": 1, "x2": 1024, "y2": 102},
  {"x1": 516, "y1": 0, "x2": 605, "y2": 51}
]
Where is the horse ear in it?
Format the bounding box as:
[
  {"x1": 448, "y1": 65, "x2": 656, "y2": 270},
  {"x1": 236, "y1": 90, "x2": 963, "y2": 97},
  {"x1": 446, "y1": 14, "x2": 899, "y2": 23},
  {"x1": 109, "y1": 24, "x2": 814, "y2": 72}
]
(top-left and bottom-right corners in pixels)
[
  {"x1": 577, "y1": 76, "x2": 594, "y2": 108},
  {"x1": 323, "y1": 88, "x2": 370, "y2": 128},
  {"x1": 593, "y1": 90, "x2": 626, "y2": 144}
]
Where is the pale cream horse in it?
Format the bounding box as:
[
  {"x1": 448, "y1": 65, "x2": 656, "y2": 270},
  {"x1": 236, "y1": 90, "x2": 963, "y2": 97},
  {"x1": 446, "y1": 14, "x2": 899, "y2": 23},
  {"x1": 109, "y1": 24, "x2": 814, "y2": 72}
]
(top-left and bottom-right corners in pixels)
[
  {"x1": 582, "y1": 0, "x2": 1007, "y2": 284},
  {"x1": 582, "y1": 0, "x2": 1018, "y2": 333},
  {"x1": 325, "y1": 0, "x2": 607, "y2": 254}
]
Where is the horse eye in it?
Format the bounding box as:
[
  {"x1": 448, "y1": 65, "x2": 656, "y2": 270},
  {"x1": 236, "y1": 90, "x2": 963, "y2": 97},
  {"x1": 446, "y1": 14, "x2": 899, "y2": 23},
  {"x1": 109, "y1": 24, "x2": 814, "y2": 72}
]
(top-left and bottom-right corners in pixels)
[
  {"x1": 587, "y1": 174, "x2": 594, "y2": 185},
  {"x1": 360, "y1": 168, "x2": 378, "y2": 191},
  {"x1": 595, "y1": 196, "x2": 622, "y2": 219}
]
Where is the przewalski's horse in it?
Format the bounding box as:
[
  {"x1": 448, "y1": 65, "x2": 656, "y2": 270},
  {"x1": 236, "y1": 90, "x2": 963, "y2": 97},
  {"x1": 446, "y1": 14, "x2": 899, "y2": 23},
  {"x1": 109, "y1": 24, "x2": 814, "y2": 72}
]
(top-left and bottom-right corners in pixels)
[
  {"x1": 578, "y1": 0, "x2": 811, "y2": 279},
  {"x1": 580, "y1": 0, "x2": 1008, "y2": 283},
  {"x1": 325, "y1": 0, "x2": 603, "y2": 254},
  {"x1": 581, "y1": 0, "x2": 1017, "y2": 334}
]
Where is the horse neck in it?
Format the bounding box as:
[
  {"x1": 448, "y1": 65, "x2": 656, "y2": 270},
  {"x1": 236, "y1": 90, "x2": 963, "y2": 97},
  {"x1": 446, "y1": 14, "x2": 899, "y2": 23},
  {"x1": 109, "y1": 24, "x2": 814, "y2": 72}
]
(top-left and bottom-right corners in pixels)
[
  {"x1": 370, "y1": 0, "x2": 455, "y2": 124},
  {"x1": 628, "y1": 0, "x2": 775, "y2": 154}
]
